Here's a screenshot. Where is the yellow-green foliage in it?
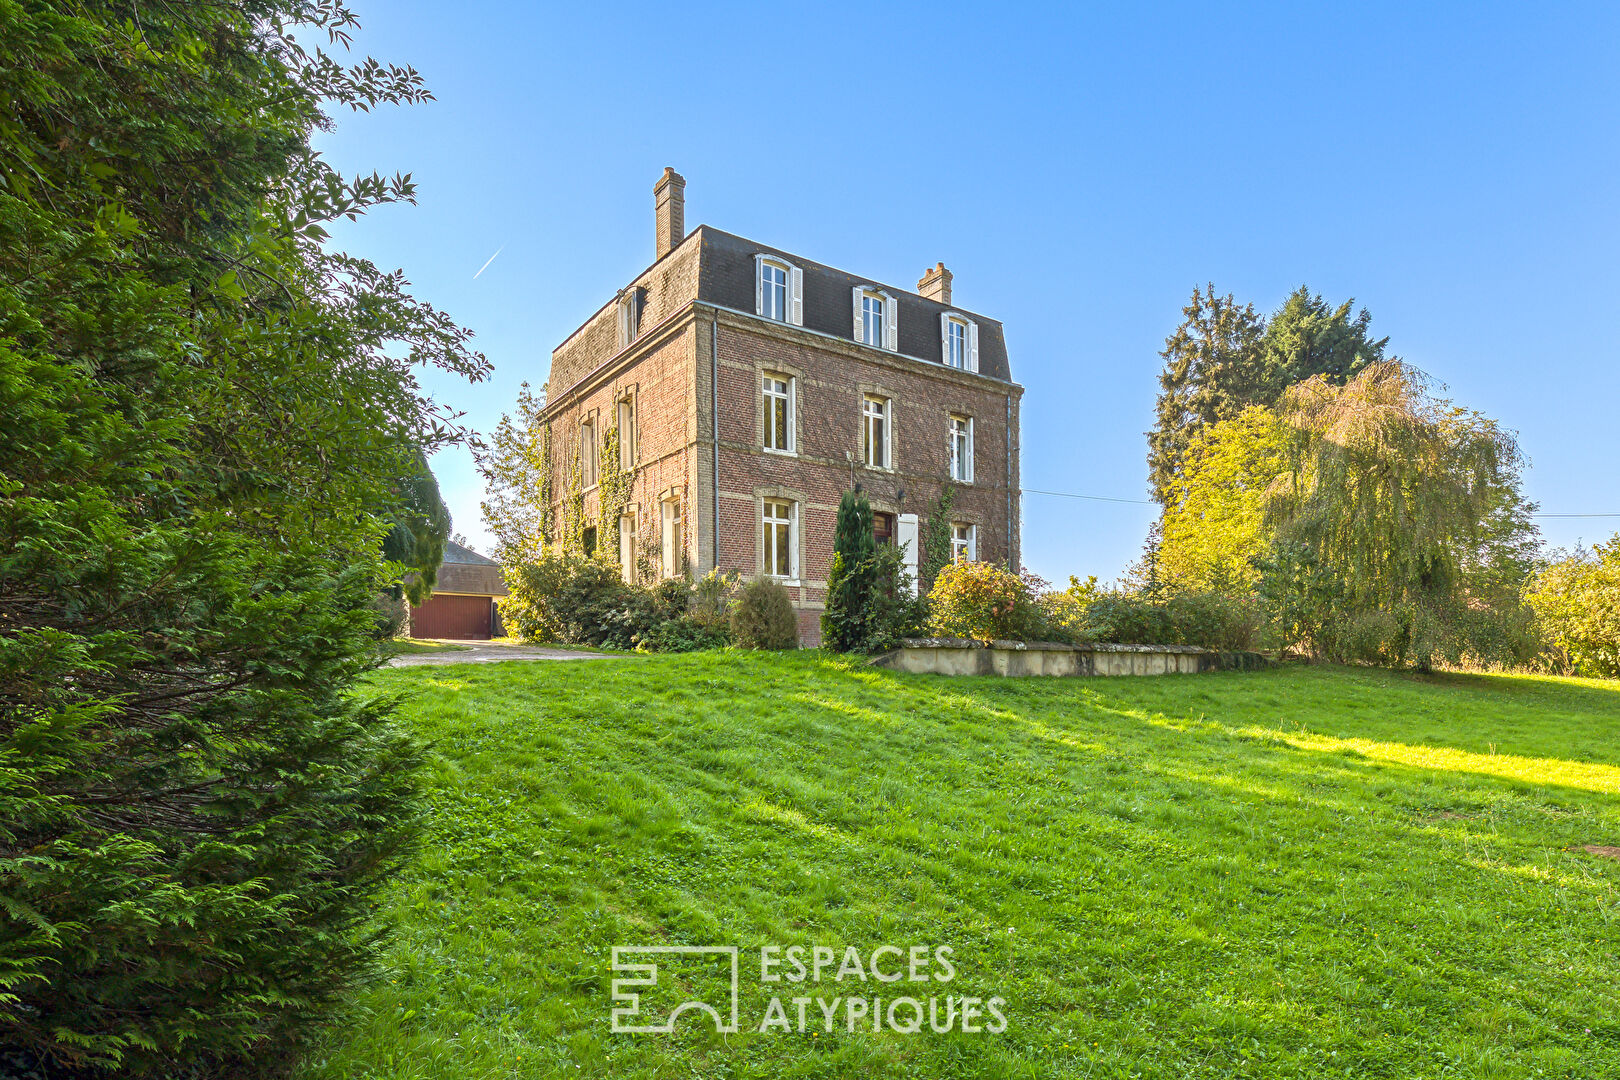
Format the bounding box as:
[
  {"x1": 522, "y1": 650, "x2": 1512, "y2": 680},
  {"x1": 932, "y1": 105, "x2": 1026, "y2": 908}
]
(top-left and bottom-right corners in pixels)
[
  {"x1": 1526, "y1": 535, "x2": 1620, "y2": 677},
  {"x1": 927, "y1": 560, "x2": 1041, "y2": 643},
  {"x1": 1158, "y1": 405, "x2": 1286, "y2": 592}
]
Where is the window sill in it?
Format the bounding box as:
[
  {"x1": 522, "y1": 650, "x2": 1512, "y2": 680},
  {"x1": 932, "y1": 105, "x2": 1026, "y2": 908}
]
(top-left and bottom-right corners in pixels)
[
  {"x1": 766, "y1": 577, "x2": 802, "y2": 588},
  {"x1": 763, "y1": 447, "x2": 797, "y2": 457}
]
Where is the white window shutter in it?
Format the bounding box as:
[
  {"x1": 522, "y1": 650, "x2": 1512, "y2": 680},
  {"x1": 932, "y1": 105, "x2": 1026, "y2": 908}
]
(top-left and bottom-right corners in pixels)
[
  {"x1": 754, "y1": 256, "x2": 764, "y2": 317},
  {"x1": 884, "y1": 401, "x2": 892, "y2": 466},
  {"x1": 852, "y1": 287, "x2": 865, "y2": 339},
  {"x1": 788, "y1": 266, "x2": 804, "y2": 325},
  {"x1": 940, "y1": 314, "x2": 952, "y2": 365},
  {"x1": 884, "y1": 295, "x2": 899, "y2": 351},
  {"x1": 969, "y1": 526, "x2": 977, "y2": 561},
  {"x1": 966, "y1": 418, "x2": 974, "y2": 482},
  {"x1": 967, "y1": 321, "x2": 980, "y2": 373},
  {"x1": 897, "y1": 513, "x2": 920, "y2": 597}
]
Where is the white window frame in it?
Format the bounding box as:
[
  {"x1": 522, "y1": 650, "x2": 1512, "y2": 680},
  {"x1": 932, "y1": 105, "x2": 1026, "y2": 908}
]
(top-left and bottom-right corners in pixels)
[
  {"x1": 951, "y1": 522, "x2": 977, "y2": 563},
  {"x1": 619, "y1": 512, "x2": 637, "y2": 583},
  {"x1": 617, "y1": 289, "x2": 640, "y2": 348},
  {"x1": 758, "y1": 257, "x2": 810, "y2": 325},
  {"x1": 862, "y1": 395, "x2": 891, "y2": 470},
  {"x1": 941, "y1": 312, "x2": 978, "y2": 372},
  {"x1": 762, "y1": 373, "x2": 795, "y2": 455},
  {"x1": 754, "y1": 256, "x2": 803, "y2": 325},
  {"x1": 762, "y1": 498, "x2": 799, "y2": 581},
  {"x1": 660, "y1": 498, "x2": 683, "y2": 579},
  {"x1": 580, "y1": 417, "x2": 598, "y2": 488},
  {"x1": 853, "y1": 286, "x2": 899, "y2": 351},
  {"x1": 949, "y1": 414, "x2": 974, "y2": 483},
  {"x1": 617, "y1": 394, "x2": 637, "y2": 470}
]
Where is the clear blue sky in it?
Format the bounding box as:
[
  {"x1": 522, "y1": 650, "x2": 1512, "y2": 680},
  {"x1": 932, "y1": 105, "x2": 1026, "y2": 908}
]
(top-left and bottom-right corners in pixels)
[{"x1": 314, "y1": 1, "x2": 1620, "y2": 583}]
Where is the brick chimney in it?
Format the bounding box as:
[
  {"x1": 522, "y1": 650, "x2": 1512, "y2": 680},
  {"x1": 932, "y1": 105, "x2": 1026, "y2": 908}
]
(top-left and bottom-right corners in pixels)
[
  {"x1": 918, "y1": 262, "x2": 952, "y2": 305},
  {"x1": 654, "y1": 167, "x2": 685, "y2": 258}
]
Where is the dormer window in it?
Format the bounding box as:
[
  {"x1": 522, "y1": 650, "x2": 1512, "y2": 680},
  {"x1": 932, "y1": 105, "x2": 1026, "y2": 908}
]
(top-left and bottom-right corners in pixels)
[
  {"x1": 941, "y1": 313, "x2": 978, "y2": 372},
  {"x1": 755, "y1": 255, "x2": 803, "y2": 325},
  {"x1": 854, "y1": 287, "x2": 898, "y2": 351},
  {"x1": 617, "y1": 288, "x2": 641, "y2": 347}
]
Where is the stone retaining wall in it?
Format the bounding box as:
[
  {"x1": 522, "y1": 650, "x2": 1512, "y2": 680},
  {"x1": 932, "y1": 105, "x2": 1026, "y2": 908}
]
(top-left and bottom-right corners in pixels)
[{"x1": 868, "y1": 638, "x2": 1269, "y2": 677}]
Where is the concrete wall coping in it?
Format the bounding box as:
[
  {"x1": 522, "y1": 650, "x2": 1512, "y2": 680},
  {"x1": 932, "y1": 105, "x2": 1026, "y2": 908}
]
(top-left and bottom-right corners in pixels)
[
  {"x1": 900, "y1": 637, "x2": 1210, "y2": 655},
  {"x1": 871, "y1": 640, "x2": 1269, "y2": 678}
]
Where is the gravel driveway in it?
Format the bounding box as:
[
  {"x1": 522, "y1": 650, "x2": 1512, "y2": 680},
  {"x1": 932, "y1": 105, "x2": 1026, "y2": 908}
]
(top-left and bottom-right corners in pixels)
[{"x1": 386, "y1": 640, "x2": 624, "y2": 668}]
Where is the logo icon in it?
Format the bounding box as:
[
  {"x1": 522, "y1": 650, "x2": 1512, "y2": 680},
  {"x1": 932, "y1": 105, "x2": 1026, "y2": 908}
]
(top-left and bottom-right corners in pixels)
[{"x1": 610, "y1": 946, "x2": 740, "y2": 1034}]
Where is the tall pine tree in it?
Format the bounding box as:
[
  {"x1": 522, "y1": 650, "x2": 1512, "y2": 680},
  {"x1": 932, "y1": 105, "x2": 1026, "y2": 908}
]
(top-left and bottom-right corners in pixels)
[{"x1": 1148, "y1": 285, "x2": 1386, "y2": 504}]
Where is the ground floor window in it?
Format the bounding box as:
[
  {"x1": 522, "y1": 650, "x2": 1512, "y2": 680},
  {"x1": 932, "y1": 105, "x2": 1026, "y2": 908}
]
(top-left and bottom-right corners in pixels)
[
  {"x1": 763, "y1": 499, "x2": 796, "y2": 579},
  {"x1": 874, "y1": 511, "x2": 894, "y2": 546},
  {"x1": 951, "y1": 522, "x2": 976, "y2": 563},
  {"x1": 619, "y1": 513, "x2": 636, "y2": 583},
  {"x1": 661, "y1": 499, "x2": 682, "y2": 578},
  {"x1": 582, "y1": 525, "x2": 597, "y2": 558}
]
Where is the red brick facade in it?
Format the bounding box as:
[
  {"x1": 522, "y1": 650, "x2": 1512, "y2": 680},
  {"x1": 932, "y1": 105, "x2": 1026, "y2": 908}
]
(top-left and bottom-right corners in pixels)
[{"x1": 539, "y1": 214, "x2": 1022, "y2": 646}]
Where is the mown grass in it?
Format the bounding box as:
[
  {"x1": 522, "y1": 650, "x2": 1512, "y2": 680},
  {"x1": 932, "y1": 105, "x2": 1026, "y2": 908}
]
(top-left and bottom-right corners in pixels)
[{"x1": 301, "y1": 655, "x2": 1620, "y2": 1079}]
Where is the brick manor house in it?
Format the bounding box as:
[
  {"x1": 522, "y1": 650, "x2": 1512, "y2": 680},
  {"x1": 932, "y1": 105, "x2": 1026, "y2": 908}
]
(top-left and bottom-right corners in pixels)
[{"x1": 538, "y1": 168, "x2": 1023, "y2": 644}]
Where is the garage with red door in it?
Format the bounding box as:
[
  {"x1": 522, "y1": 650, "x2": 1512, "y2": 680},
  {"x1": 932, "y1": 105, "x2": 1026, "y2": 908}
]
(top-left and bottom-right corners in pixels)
[{"x1": 408, "y1": 541, "x2": 508, "y2": 640}]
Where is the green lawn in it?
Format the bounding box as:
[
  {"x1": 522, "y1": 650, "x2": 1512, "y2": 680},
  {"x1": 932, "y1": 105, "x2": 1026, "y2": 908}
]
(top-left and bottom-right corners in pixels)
[{"x1": 301, "y1": 654, "x2": 1620, "y2": 1079}]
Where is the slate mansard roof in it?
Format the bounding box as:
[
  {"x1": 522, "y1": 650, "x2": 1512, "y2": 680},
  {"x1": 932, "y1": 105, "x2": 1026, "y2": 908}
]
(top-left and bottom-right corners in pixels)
[
  {"x1": 547, "y1": 225, "x2": 1017, "y2": 396},
  {"x1": 693, "y1": 228, "x2": 1014, "y2": 384}
]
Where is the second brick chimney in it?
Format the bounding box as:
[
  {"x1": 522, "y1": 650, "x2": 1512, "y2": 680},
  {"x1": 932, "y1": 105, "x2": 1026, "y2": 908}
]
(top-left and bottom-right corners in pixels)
[
  {"x1": 654, "y1": 167, "x2": 685, "y2": 258},
  {"x1": 918, "y1": 262, "x2": 952, "y2": 305}
]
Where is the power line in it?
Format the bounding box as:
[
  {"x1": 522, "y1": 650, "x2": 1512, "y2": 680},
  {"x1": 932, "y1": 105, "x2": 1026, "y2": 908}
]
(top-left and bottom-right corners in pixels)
[
  {"x1": 1023, "y1": 487, "x2": 1620, "y2": 518},
  {"x1": 1024, "y1": 487, "x2": 1154, "y2": 506}
]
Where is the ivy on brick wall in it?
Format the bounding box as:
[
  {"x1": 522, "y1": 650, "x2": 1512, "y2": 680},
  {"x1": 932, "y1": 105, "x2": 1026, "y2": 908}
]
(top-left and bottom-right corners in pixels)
[
  {"x1": 595, "y1": 426, "x2": 637, "y2": 561},
  {"x1": 919, "y1": 484, "x2": 957, "y2": 594}
]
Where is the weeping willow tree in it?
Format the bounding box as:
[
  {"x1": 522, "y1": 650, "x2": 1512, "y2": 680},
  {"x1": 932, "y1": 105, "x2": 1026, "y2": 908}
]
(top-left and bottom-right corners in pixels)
[{"x1": 1263, "y1": 362, "x2": 1539, "y2": 669}]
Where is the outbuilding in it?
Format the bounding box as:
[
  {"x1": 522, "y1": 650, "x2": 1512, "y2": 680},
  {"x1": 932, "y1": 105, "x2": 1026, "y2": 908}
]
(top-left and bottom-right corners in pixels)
[{"x1": 408, "y1": 541, "x2": 507, "y2": 640}]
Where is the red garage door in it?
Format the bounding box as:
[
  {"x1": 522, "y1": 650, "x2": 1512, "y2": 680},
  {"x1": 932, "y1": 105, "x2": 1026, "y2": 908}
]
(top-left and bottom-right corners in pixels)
[{"x1": 410, "y1": 594, "x2": 493, "y2": 640}]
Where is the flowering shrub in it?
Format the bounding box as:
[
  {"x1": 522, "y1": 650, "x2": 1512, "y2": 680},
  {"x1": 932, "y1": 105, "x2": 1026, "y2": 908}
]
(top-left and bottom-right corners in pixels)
[{"x1": 927, "y1": 561, "x2": 1046, "y2": 643}]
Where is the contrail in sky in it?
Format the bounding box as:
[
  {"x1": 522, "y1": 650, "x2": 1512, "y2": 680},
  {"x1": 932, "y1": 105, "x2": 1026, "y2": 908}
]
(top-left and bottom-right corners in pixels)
[{"x1": 472, "y1": 245, "x2": 504, "y2": 280}]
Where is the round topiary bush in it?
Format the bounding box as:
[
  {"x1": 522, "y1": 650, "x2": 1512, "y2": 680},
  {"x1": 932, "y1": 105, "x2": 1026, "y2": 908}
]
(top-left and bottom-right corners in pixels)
[{"x1": 730, "y1": 577, "x2": 800, "y2": 649}]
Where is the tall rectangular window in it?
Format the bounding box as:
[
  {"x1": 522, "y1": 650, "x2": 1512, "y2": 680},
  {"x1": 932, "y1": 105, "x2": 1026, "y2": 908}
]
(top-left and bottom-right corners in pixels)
[
  {"x1": 661, "y1": 499, "x2": 683, "y2": 578},
  {"x1": 763, "y1": 499, "x2": 795, "y2": 578},
  {"x1": 580, "y1": 419, "x2": 598, "y2": 487},
  {"x1": 861, "y1": 293, "x2": 884, "y2": 347},
  {"x1": 862, "y1": 396, "x2": 889, "y2": 469},
  {"x1": 949, "y1": 415, "x2": 974, "y2": 482},
  {"x1": 760, "y1": 262, "x2": 788, "y2": 322},
  {"x1": 947, "y1": 319, "x2": 968, "y2": 369},
  {"x1": 619, "y1": 513, "x2": 637, "y2": 583},
  {"x1": 617, "y1": 397, "x2": 636, "y2": 469},
  {"x1": 951, "y1": 523, "x2": 976, "y2": 563},
  {"x1": 763, "y1": 374, "x2": 792, "y2": 453}
]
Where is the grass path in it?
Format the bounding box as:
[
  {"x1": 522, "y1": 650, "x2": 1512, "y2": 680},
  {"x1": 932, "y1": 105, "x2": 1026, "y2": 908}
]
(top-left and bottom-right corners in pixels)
[{"x1": 301, "y1": 656, "x2": 1620, "y2": 1079}]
